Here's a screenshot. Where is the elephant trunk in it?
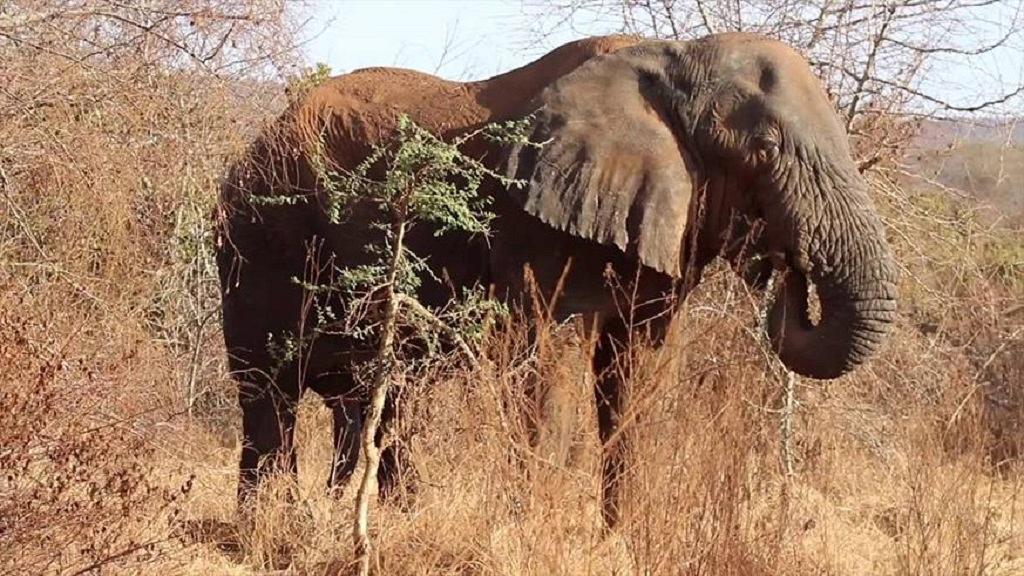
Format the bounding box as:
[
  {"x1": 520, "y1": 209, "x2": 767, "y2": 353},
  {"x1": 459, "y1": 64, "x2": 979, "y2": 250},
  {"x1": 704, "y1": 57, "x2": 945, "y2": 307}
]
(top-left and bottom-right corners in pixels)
[{"x1": 766, "y1": 187, "x2": 898, "y2": 380}]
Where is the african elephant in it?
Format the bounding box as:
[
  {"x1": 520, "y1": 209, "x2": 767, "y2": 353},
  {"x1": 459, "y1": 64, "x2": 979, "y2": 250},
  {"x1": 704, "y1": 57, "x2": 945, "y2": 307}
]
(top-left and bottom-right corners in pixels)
[{"x1": 215, "y1": 32, "x2": 897, "y2": 526}]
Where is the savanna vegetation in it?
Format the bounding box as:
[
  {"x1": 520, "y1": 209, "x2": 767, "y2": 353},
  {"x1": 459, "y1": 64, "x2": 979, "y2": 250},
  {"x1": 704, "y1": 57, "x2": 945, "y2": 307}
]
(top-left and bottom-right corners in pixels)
[{"x1": 1, "y1": 1, "x2": 1022, "y2": 574}]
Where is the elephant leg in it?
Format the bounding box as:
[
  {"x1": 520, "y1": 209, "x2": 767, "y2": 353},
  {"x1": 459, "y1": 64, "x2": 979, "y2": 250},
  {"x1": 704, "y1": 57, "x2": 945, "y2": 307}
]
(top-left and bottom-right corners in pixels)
[
  {"x1": 311, "y1": 367, "x2": 364, "y2": 494},
  {"x1": 237, "y1": 385, "x2": 298, "y2": 508},
  {"x1": 320, "y1": 377, "x2": 413, "y2": 504},
  {"x1": 327, "y1": 397, "x2": 409, "y2": 501},
  {"x1": 378, "y1": 443, "x2": 413, "y2": 504},
  {"x1": 593, "y1": 319, "x2": 630, "y2": 528},
  {"x1": 528, "y1": 375, "x2": 577, "y2": 466},
  {"x1": 376, "y1": 390, "x2": 416, "y2": 505},
  {"x1": 222, "y1": 265, "x2": 305, "y2": 511},
  {"x1": 526, "y1": 323, "x2": 590, "y2": 468},
  {"x1": 327, "y1": 399, "x2": 362, "y2": 492}
]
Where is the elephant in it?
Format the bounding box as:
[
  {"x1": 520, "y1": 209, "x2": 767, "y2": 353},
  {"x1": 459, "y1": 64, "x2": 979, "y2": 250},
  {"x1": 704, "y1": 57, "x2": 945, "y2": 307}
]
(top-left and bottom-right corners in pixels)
[{"x1": 215, "y1": 32, "x2": 898, "y2": 526}]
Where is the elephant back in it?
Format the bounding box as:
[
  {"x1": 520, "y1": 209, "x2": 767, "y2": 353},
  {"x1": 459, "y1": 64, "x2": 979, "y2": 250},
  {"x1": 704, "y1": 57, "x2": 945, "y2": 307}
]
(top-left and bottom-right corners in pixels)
[{"x1": 215, "y1": 35, "x2": 647, "y2": 285}]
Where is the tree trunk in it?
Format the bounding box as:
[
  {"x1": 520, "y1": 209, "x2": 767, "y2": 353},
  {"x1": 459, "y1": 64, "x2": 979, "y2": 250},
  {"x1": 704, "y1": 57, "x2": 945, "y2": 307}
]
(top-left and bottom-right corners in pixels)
[{"x1": 353, "y1": 218, "x2": 406, "y2": 576}]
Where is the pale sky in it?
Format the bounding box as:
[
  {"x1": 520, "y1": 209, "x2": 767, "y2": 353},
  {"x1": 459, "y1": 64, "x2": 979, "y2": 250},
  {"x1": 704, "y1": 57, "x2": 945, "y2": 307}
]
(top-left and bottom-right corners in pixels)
[
  {"x1": 304, "y1": 0, "x2": 588, "y2": 81},
  {"x1": 303, "y1": 0, "x2": 1024, "y2": 113}
]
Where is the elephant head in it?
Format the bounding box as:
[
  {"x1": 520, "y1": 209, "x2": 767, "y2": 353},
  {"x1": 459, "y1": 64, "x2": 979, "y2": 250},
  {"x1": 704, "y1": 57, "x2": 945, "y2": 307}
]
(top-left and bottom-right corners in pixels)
[{"x1": 507, "y1": 32, "x2": 897, "y2": 379}]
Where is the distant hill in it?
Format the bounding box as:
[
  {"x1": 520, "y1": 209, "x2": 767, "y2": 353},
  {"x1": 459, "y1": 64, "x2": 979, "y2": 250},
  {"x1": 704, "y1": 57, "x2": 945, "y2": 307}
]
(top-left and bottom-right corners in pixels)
[
  {"x1": 914, "y1": 117, "x2": 1024, "y2": 149},
  {"x1": 904, "y1": 117, "x2": 1024, "y2": 229}
]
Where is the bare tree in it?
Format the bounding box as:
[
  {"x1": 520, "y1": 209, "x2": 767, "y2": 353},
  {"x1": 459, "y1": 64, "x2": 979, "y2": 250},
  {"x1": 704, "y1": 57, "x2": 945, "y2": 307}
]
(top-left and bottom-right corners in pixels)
[
  {"x1": 0, "y1": 3, "x2": 312, "y2": 570},
  {"x1": 1, "y1": 1, "x2": 313, "y2": 414}
]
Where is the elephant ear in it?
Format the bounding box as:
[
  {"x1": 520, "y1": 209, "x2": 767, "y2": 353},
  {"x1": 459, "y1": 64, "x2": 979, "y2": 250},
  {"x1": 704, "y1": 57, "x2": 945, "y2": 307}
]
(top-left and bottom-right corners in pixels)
[{"x1": 506, "y1": 43, "x2": 697, "y2": 277}]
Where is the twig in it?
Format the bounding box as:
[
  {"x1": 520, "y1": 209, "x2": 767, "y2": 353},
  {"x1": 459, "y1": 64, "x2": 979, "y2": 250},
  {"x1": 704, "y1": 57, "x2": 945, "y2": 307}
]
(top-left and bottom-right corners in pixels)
[
  {"x1": 780, "y1": 370, "x2": 798, "y2": 478},
  {"x1": 396, "y1": 294, "x2": 478, "y2": 367}
]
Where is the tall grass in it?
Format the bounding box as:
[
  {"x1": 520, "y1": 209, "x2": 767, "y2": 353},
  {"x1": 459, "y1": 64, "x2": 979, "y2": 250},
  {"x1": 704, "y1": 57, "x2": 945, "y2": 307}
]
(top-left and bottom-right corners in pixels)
[
  {"x1": 1, "y1": 5, "x2": 1022, "y2": 572},
  {"x1": 169, "y1": 246, "x2": 1023, "y2": 574}
]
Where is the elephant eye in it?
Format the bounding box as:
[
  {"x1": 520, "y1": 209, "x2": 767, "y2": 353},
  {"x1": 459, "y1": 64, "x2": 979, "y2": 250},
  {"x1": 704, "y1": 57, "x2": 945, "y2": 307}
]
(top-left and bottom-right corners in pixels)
[
  {"x1": 752, "y1": 132, "x2": 781, "y2": 164},
  {"x1": 754, "y1": 133, "x2": 780, "y2": 153}
]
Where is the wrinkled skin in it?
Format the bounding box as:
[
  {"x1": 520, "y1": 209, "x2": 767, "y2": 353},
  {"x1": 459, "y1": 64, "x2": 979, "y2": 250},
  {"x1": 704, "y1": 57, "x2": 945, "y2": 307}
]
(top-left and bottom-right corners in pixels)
[{"x1": 216, "y1": 32, "x2": 897, "y2": 526}]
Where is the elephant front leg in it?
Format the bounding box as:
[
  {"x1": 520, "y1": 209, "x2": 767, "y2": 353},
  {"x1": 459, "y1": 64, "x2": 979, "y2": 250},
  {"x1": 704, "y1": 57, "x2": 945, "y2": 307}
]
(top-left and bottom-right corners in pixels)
[
  {"x1": 327, "y1": 399, "x2": 362, "y2": 492},
  {"x1": 237, "y1": 386, "x2": 299, "y2": 509},
  {"x1": 375, "y1": 391, "x2": 417, "y2": 506},
  {"x1": 526, "y1": 322, "x2": 591, "y2": 468},
  {"x1": 593, "y1": 320, "x2": 631, "y2": 528},
  {"x1": 324, "y1": 384, "x2": 414, "y2": 504}
]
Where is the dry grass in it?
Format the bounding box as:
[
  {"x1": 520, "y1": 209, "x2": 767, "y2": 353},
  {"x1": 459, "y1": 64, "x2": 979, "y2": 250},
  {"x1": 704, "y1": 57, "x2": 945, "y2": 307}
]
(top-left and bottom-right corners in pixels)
[
  {"x1": 2, "y1": 4, "x2": 1023, "y2": 574},
  {"x1": 152, "y1": 252, "x2": 1024, "y2": 575}
]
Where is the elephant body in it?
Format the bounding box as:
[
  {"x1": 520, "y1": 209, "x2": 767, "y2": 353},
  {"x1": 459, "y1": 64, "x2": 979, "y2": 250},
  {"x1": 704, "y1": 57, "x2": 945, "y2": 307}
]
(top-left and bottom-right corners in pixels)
[{"x1": 216, "y1": 33, "x2": 897, "y2": 525}]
